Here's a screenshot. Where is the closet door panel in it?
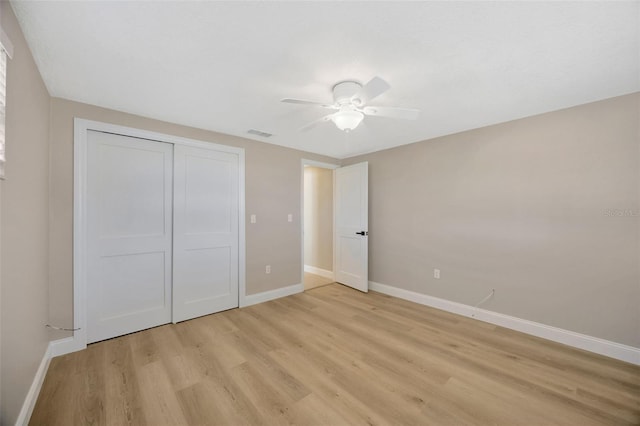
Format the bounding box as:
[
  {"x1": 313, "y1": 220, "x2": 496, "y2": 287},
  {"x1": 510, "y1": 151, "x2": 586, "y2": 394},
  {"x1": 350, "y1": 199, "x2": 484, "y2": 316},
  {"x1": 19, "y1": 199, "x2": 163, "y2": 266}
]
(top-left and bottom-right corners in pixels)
[
  {"x1": 173, "y1": 145, "x2": 239, "y2": 322},
  {"x1": 86, "y1": 131, "x2": 173, "y2": 343}
]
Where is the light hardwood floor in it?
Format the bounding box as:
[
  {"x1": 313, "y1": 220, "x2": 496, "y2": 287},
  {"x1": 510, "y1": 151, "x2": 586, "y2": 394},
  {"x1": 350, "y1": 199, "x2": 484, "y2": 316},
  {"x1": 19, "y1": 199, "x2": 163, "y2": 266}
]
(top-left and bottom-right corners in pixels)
[
  {"x1": 31, "y1": 284, "x2": 639, "y2": 425},
  {"x1": 303, "y1": 272, "x2": 334, "y2": 291}
]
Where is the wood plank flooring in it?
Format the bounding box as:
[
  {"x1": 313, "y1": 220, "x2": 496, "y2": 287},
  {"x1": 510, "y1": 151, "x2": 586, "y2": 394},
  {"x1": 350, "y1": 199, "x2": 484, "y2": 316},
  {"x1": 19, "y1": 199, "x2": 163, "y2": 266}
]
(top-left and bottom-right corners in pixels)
[
  {"x1": 303, "y1": 272, "x2": 334, "y2": 291},
  {"x1": 31, "y1": 284, "x2": 640, "y2": 425}
]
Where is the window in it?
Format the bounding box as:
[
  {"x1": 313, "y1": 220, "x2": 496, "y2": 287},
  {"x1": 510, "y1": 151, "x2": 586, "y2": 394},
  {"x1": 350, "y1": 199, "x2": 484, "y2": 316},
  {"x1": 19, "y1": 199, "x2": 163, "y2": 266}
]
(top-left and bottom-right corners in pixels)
[{"x1": 0, "y1": 27, "x2": 13, "y2": 179}]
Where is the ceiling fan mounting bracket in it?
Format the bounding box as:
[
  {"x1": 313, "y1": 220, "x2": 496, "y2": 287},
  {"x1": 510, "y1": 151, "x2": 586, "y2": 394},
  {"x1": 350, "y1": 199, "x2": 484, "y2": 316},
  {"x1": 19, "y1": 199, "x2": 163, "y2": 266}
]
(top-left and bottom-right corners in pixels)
[{"x1": 332, "y1": 80, "x2": 363, "y2": 105}]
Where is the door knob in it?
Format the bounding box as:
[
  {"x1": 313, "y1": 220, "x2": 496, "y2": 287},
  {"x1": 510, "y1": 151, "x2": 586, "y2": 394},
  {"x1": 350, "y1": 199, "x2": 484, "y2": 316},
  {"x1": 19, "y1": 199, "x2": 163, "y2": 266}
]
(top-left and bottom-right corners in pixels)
[{"x1": 356, "y1": 231, "x2": 368, "y2": 236}]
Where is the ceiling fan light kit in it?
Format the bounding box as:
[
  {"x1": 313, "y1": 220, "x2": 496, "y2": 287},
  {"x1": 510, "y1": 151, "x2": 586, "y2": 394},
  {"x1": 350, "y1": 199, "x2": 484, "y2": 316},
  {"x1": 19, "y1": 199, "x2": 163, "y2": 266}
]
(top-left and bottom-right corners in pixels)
[
  {"x1": 281, "y1": 76, "x2": 420, "y2": 133},
  {"x1": 331, "y1": 108, "x2": 364, "y2": 132}
]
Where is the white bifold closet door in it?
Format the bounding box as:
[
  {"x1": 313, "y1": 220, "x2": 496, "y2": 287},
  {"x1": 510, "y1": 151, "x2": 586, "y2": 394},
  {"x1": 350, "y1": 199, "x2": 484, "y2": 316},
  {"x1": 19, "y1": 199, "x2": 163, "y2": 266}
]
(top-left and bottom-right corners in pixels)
[
  {"x1": 172, "y1": 145, "x2": 239, "y2": 322},
  {"x1": 86, "y1": 131, "x2": 174, "y2": 344},
  {"x1": 86, "y1": 131, "x2": 239, "y2": 343}
]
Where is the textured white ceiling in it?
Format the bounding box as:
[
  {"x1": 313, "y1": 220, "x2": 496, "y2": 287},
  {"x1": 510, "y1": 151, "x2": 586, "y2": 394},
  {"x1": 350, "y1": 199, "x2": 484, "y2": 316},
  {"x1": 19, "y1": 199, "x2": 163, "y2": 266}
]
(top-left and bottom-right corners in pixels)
[{"x1": 11, "y1": 1, "x2": 640, "y2": 159}]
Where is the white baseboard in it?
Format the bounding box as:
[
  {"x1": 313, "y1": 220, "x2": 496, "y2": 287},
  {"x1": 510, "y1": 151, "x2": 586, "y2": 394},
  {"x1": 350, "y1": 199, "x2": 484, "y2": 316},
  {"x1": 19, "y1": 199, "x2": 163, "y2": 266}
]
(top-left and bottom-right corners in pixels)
[
  {"x1": 242, "y1": 283, "x2": 304, "y2": 307},
  {"x1": 304, "y1": 265, "x2": 334, "y2": 280},
  {"x1": 49, "y1": 335, "x2": 84, "y2": 358},
  {"x1": 15, "y1": 342, "x2": 52, "y2": 426},
  {"x1": 369, "y1": 281, "x2": 640, "y2": 366}
]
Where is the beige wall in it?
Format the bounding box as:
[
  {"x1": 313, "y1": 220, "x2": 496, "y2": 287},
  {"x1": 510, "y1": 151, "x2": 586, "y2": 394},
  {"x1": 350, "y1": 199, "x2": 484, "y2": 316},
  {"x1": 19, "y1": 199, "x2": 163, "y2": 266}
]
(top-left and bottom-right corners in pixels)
[
  {"x1": 0, "y1": 3, "x2": 51, "y2": 424},
  {"x1": 344, "y1": 93, "x2": 640, "y2": 348},
  {"x1": 47, "y1": 98, "x2": 339, "y2": 340},
  {"x1": 304, "y1": 166, "x2": 333, "y2": 271}
]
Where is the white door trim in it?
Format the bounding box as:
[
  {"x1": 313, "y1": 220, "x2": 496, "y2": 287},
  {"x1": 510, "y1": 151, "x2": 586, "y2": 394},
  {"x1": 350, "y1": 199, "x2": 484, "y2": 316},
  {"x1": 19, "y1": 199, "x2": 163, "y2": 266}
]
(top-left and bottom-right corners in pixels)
[
  {"x1": 71, "y1": 118, "x2": 246, "y2": 354},
  {"x1": 300, "y1": 159, "x2": 339, "y2": 287}
]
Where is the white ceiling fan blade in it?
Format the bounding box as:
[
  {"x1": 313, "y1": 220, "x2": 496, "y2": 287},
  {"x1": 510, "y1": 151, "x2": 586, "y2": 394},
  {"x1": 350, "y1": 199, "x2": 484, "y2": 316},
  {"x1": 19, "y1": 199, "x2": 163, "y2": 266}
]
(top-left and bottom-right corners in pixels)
[
  {"x1": 351, "y1": 76, "x2": 390, "y2": 105},
  {"x1": 299, "y1": 113, "x2": 334, "y2": 132},
  {"x1": 362, "y1": 106, "x2": 420, "y2": 120},
  {"x1": 281, "y1": 98, "x2": 336, "y2": 109}
]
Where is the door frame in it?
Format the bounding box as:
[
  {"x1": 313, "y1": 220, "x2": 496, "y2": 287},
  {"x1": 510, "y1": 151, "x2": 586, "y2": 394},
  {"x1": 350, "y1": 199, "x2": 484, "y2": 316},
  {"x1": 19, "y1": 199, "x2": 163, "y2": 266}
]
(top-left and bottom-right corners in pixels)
[
  {"x1": 300, "y1": 159, "x2": 339, "y2": 288},
  {"x1": 70, "y1": 118, "x2": 246, "y2": 353}
]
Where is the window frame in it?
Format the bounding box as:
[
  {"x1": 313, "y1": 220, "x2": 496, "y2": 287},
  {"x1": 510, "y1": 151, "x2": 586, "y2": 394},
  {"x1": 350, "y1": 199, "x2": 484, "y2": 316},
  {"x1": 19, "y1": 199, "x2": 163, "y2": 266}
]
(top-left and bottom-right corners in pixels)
[{"x1": 0, "y1": 26, "x2": 13, "y2": 180}]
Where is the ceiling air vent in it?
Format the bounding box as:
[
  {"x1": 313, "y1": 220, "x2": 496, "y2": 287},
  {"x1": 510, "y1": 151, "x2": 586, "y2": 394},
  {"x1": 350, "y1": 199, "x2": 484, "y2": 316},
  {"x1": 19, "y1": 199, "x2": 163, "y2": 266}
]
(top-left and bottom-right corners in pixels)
[{"x1": 247, "y1": 129, "x2": 273, "y2": 138}]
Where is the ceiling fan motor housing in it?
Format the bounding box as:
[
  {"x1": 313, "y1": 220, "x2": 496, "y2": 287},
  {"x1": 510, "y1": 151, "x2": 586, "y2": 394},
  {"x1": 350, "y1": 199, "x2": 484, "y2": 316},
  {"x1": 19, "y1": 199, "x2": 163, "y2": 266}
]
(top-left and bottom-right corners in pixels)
[{"x1": 333, "y1": 81, "x2": 363, "y2": 106}]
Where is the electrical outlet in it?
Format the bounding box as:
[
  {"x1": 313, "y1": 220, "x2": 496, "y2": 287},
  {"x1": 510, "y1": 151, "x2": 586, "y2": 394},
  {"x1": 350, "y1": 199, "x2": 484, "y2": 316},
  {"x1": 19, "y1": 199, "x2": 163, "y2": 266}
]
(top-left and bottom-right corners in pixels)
[
  {"x1": 266, "y1": 265, "x2": 271, "y2": 274},
  {"x1": 287, "y1": 213, "x2": 293, "y2": 222},
  {"x1": 250, "y1": 214, "x2": 256, "y2": 224},
  {"x1": 434, "y1": 268, "x2": 440, "y2": 279}
]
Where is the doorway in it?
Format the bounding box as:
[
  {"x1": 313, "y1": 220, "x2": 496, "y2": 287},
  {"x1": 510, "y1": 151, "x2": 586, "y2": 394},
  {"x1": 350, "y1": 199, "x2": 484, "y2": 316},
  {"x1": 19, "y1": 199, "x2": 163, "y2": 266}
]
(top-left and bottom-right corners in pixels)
[{"x1": 302, "y1": 160, "x2": 338, "y2": 290}]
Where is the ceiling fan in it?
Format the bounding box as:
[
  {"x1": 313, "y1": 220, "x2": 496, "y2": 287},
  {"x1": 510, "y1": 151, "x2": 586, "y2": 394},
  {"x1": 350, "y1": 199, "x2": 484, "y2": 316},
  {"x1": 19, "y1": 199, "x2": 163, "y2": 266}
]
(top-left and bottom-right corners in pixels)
[{"x1": 281, "y1": 76, "x2": 420, "y2": 132}]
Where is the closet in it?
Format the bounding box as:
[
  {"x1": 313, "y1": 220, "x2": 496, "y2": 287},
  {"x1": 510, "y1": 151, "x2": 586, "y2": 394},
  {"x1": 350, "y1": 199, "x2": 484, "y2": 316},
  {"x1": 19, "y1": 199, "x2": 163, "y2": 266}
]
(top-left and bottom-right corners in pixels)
[{"x1": 84, "y1": 129, "x2": 240, "y2": 343}]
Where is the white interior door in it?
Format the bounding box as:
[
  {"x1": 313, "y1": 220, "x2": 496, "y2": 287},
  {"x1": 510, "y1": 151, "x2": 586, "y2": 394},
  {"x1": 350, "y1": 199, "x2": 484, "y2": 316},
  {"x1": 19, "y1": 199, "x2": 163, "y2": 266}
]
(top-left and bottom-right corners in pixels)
[
  {"x1": 334, "y1": 162, "x2": 369, "y2": 292},
  {"x1": 173, "y1": 145, "x2": 239, "y2": 322},
  {"x1": 86, "y1": 131, "x2": 173, "y2": 343}
]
